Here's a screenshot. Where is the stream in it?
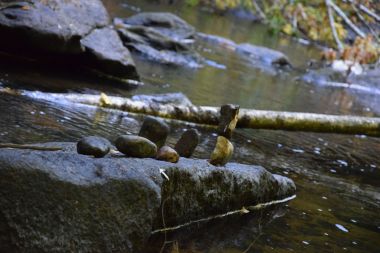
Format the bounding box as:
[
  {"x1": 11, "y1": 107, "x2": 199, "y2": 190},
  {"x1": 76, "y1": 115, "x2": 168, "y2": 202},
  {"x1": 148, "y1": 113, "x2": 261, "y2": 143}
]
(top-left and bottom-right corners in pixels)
[{"x1": 0, "y1": 0, "x2": 379, "y2": 252}]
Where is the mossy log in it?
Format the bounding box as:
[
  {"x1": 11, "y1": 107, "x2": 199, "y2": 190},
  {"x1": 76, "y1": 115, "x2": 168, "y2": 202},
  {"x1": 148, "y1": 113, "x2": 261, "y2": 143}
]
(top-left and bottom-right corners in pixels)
[{"x1": 19, "y1": 91, "x2": 380, "y2": 137}]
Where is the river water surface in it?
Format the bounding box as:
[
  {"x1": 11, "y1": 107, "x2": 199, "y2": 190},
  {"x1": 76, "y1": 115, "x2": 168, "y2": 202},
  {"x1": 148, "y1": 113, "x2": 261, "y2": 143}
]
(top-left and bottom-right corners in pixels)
[{"x1": 0, "y1": 0, "x2": 379, "y2": 252}]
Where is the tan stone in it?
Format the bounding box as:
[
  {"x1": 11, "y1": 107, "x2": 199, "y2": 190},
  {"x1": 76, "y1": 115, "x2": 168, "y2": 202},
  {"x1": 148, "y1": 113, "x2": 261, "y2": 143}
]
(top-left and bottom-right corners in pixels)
[{"x1": 209, "y1": 136, "x2": 234, "y2": 166}]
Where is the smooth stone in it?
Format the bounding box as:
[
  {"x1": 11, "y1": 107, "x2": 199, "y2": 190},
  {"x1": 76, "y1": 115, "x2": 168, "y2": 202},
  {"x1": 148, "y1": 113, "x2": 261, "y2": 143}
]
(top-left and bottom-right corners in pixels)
[
  {"x1": 217, "y1": 104, "x2": 240, "y2": 139},
  {"x1": 138, "y1": 116, "x2": 170, "y2": 148},
  {"x1": 115, "y1": 135, "x2": 157, "y2": 158},
  {"x1": 209, "y1": 136, "x2": 234, "y2": 166},
  {"x1": 77, "y1": 136, "x2": 111, "y2": 158},
  {"x1": 174, "y1": 129, "x2": 199, "y2": 158},
  {"x1": 156, "y1": 146, "x2": 179, "y2": 163}
]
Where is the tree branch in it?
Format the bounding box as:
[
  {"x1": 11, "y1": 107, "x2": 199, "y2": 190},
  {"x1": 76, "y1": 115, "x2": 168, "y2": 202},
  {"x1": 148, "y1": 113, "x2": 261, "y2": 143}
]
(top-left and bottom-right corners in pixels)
[
  {"x1": 329, "y1": 0, "x2": 366, "y2": 38},
  {"x1": 326, "y1": 0, "x2": 344, "y2": 51}
]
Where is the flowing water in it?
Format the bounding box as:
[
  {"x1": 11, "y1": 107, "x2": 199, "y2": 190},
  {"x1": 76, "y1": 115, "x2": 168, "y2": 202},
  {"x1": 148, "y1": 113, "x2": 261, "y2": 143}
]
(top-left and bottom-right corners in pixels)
[{"x1": 0, "y1": 0, "x2": 379, "y2": 252}]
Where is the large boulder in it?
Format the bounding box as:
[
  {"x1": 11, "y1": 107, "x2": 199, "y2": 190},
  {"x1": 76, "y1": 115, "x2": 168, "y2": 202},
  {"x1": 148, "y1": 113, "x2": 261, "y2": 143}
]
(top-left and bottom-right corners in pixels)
[
  {"x1": 0, "y1": 142, "x2": 296, "y2": 252},
  {"x1": 0, "y1": 0, "x2": 139, "y2": 83}
]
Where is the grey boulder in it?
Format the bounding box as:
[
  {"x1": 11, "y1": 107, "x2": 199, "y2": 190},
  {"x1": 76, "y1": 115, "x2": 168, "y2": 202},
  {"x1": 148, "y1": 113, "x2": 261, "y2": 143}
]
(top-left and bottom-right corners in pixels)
[
  {"x1": 0, "y1": 0, "x2": 139, "y2": 83},
  {"x1": 0, "y1": 142, "x2": 296, "y2": 252}
]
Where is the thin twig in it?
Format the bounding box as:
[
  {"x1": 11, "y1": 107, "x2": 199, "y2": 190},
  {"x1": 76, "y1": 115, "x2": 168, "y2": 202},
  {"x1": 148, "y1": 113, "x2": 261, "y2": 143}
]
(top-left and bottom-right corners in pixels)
[
  {"x1": 329, "y1": 0, "x2": 366, "y2": 38},
  {"x1": 326, "y1": 0, "x2": 344, "y2": 51},
  {"x1": 242, "y1": 210, "x2": 264, "y2": 253},
  {"x1": 151, "y1": 195, "x2": 296, "y2": 234},
  {"x1": 159, "y1": 198, "x2": 170, "y2": 253}
]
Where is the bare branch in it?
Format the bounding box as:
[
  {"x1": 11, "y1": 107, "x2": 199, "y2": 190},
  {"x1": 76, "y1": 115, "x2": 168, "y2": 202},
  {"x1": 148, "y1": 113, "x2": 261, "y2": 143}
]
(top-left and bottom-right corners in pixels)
[
  {"x1": 329, "y1": 0, "x2": 366, "y2": 38},
  {"x1": 351, "y1": 3, "x2": 379, "y2": 42},
  {"x1": 326, "y1": 0, "x2": 344, "y2": 51},
  {"x1": 359, "y1": 3, "x2": 380, "y2": 22}
]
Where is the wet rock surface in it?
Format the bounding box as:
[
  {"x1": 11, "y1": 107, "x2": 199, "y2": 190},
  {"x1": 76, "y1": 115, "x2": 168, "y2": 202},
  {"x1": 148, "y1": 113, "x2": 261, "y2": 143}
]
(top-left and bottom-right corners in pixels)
[
  {"x1": 175, "y1": 129, "x2": 200, "y2": 158},
  {"x1": 0, "y1": 0, "x2": 139, "y2": 82},
  {"x1": 121, "y1": 12, "x2": 196, "y2": 41},
  {"x1": 116, "y1": 135, "x2": 157, "y2": 158},
  {"x1": 156, "y1": 146, "x2": 179, "y2": 163},
  {"x1": 80, "y1": 27, "x2": 139, "y2": 81},
  {"x1": 0, "y1": 142, "x2": 296, "y2": 252},
  {"x1": 115, "y1": 13, "x2": 203, "y2": 68},
  {"x1": 139, "y1": 116, "x2": 170, "y2": 148},
  {"x1": 76, "y1": 136, "x2": 111, "y2": 158}
]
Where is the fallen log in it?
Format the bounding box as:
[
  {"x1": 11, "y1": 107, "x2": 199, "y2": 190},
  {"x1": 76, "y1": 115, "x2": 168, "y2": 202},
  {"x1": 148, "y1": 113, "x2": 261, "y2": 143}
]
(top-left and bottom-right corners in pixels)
[{"x1": 16, "y1": 90, "x2": 380, "y2": 137}]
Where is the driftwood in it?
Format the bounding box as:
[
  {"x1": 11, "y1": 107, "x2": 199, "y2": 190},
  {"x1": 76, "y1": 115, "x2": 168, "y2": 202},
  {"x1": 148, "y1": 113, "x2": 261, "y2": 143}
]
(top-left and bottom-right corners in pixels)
[{"x1": 20, "y1": 91, "x2": 380, "y2": 137}]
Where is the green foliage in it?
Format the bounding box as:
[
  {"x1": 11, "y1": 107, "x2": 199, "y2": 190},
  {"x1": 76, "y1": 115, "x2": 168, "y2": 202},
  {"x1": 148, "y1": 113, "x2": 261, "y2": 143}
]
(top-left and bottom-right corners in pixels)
[{"x1": 186, "y1": 0, "x2": 380, "y2": 63}]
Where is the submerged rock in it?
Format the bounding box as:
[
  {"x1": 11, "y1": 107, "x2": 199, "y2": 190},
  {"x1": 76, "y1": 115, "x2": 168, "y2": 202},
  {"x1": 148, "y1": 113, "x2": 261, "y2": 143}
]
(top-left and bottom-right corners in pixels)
[
  {"x1": 209, "y1": 136, "x2": 234, "y2": 166},
  {"x1": 235, "y1": 43, "x2": 291, "y2": 66},
  {"x1": 77, "y1": 136, "x2": 111, "y2": 158},
  {"x1": 156, "y1": 146, "x2": 179, "y2": 163},
  {"x1": 0, "y1": 0, "x2": 139, "y2": 83},
  {"x1": 116, "y1": 135, "x2": 157, "y2": 158},
  {"x1": 175, "y1": 129, "x2": 200, "y2": 158},
  {"x1": 196, "y1": 33, "x2": 291, "y2": 73},
  {"x1": 139, "y1": 116, "x2": 170, "y2": 148},
  {"x1": 132, "y1": 92, "x2": 193, "y2": 107},
  {"x1": 0, "y1": 142, "x2": 296, "y2": 252}
]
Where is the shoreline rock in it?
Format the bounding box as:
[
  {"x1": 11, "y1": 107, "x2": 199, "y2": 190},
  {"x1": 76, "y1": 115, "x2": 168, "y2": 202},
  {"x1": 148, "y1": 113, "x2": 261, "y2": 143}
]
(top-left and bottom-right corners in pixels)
[
  {"x1": 0, "y1": 142, "x2": 296, "y2": 252},
  {"x1": 0, "y1": 0, "x2": 139, "y2": 84}
]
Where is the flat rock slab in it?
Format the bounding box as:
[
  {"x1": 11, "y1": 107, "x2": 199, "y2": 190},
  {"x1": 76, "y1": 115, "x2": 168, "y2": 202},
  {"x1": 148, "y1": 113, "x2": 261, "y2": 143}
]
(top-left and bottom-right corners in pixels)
[{"x1": 0, "y1": 142, "x2": 295, "y2": 252}]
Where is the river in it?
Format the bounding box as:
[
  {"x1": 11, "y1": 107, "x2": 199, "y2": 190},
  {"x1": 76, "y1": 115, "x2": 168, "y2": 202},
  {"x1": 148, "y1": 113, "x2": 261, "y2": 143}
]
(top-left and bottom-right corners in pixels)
[{"x1": 0, "y1": 0, "x2": 379, "y2": 252}]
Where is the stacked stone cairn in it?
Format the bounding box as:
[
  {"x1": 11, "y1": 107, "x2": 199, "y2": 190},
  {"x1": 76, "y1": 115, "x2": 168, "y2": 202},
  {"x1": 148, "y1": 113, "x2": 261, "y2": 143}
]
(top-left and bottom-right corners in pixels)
[
  {"x1": 209, "y1": 104, "x2": 240, "y2": 166},
  {"x1": 76, "y1": 116, "x2": 200, "y2": 163}
]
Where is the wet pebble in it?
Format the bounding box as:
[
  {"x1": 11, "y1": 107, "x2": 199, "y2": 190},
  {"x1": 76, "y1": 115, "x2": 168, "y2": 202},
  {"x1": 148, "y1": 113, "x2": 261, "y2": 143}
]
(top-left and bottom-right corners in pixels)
[
  {"x1": 77, "y1": 136, "x2": 111, "y2": 158},
  {"x1": 156, "y1": 146, "x2": 179, "y2": 163},
  {"x1": 139, "y1": 116, "x2": 170, "y2": 148},
  {"x1": 174, "y1": 128, "x2": 199, "y2": 158},
  {"x1": 209, "y1": 136, "x2": 234, "y2": 166},
  {"x1": 116, "y1": 135, "x2": 157, "y2": 158}
]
